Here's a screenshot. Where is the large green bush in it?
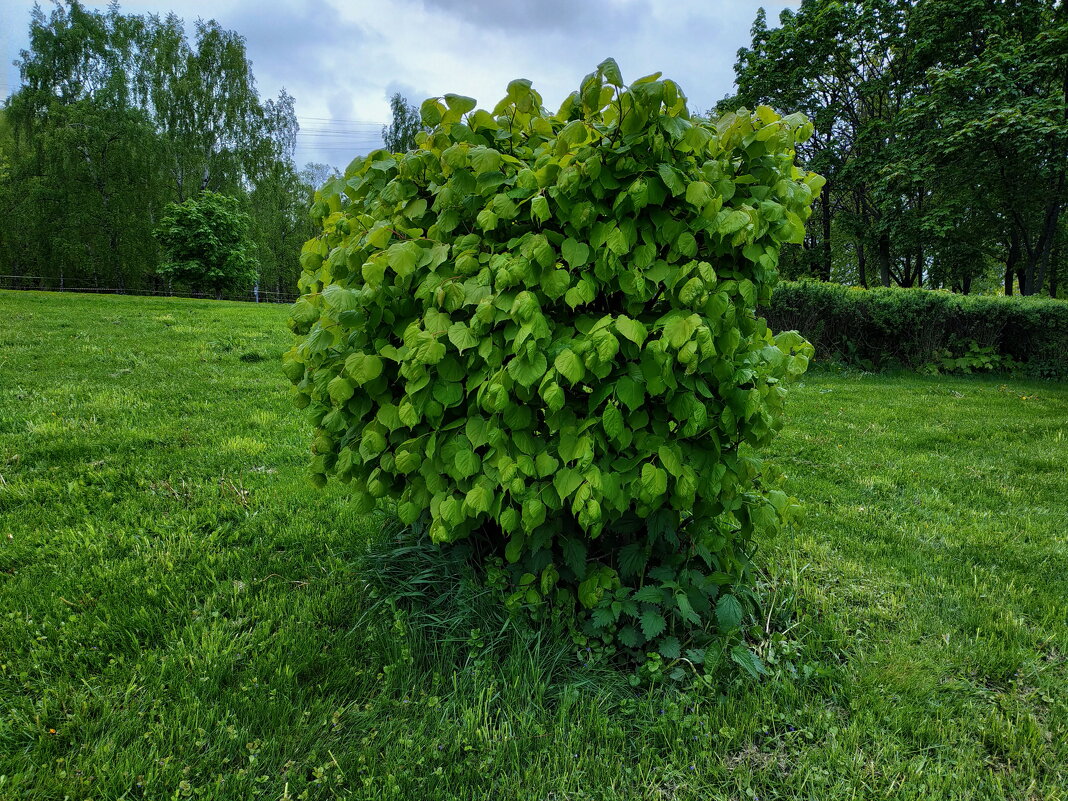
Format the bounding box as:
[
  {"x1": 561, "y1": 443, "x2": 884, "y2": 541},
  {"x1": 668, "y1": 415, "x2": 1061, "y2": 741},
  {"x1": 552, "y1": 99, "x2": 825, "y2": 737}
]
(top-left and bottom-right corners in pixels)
[
  {"x1": 765, "y1": 281, "x2": 1068, "y2": 378},
  {"x1": 285, "y1": 60, "x2": 820, "y2": 664}
]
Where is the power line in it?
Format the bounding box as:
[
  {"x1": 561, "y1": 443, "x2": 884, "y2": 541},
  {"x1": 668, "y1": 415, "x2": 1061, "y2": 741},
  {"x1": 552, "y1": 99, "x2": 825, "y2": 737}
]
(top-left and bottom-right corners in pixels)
[
  {"x1": 297, "y1": 116, "x2": 388, "y2": 125},
  {"x1": 295, "y1": 132, "x2": 385, "y2": 137}
]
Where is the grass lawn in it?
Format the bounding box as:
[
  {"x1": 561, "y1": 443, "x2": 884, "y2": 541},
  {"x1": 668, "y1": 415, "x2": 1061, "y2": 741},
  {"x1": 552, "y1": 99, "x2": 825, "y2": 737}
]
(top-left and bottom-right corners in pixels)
[{"x1": 1, "y1": 289, "x2": 1066, "y2": 800}]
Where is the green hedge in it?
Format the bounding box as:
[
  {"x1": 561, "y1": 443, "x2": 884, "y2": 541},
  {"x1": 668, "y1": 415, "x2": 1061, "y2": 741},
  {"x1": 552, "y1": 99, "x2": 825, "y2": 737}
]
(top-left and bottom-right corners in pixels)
[{"x1": 762, "y1": 281, "x2": 1068, "y2": 378}]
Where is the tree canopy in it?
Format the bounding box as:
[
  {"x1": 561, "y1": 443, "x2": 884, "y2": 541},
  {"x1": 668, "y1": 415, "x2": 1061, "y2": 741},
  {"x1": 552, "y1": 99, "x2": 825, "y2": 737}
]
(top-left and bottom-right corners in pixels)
[
  {"x1": 381, "y1": 93, "x2": 427, "y2": 154},
  {"x1": 0, "y1": 0, "x2": 315, "y2": 297},
  {"x1": 155, "y1": 191, "x2": 258, "y2": 298},
  {"x1": 723, "y1": 0, "x2": 1067, "y2": 296}
]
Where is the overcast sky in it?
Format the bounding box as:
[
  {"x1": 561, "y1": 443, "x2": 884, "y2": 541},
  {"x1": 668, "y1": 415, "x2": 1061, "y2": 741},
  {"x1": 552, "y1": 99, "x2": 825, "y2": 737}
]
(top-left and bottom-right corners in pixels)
[{"x1": 1, "y1": 0, "x2": 799, "y2": 169}]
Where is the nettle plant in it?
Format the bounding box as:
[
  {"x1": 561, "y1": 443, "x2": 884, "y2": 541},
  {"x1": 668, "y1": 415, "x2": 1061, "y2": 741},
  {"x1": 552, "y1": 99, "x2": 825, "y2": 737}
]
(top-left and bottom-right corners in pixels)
[{"x1": 285, "y1": 59, "x2": 820, "y2": 673}]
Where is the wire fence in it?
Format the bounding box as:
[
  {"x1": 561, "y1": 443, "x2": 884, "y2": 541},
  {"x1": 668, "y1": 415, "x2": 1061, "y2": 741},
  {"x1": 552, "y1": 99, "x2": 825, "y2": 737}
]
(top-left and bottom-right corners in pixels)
[{"x1": 0, "y1": 275, "x2": 298, "y2": 304}]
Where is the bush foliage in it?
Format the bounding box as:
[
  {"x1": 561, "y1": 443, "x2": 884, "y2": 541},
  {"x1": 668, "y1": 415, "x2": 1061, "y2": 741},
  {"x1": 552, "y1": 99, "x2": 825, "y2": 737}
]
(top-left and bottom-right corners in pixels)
[
  {"x1": 155, "y1": 191, "x2": 258, "y2": 297},
  {"x1": 765, "y1": 281, "x2": 1068, "y2": 378},
  {"x1": 285, "y1": 59, "x2": 820, "y2": 663}
]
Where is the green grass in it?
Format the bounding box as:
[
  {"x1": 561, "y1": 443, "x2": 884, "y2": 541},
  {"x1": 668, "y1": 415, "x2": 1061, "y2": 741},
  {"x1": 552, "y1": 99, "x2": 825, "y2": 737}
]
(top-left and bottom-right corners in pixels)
[{"x1": 1, "y1": 289, "x2": 1066, "y2": 800}]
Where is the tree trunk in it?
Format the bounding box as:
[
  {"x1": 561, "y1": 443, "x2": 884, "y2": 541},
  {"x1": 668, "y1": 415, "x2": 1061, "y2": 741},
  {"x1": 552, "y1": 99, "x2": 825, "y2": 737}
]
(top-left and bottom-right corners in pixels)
[
  {"x1": 915, "y1": 242, "x2": 924, "y2": 287},
  {"x1": 857, "y1": 240, "x2": 868, "y2": 288},
  {"x1": 1050, "y1": 234, "x2": 1060, "y2": 298},
  {"x1": 962, "y1": 273, "x2": 972, "y2": 294},
  {"x1": 1005, "y1": 230, "x2": 1020, "y2": 296},
  {"x1": 1029, "y1": 193, "x2": 1062, "y2": 296},
  {"x1": 878, "y1": 234, "x2": 891, "y2": 287},
  {"x1": 820, "y1": 189, "x2": 832, "y2": 282}
]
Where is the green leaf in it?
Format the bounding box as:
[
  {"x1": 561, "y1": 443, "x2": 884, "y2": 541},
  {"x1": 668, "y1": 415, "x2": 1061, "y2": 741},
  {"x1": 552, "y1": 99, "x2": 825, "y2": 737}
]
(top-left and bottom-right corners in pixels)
[
  {"x1": 477, "y1": 209, "x2": 498, "y2": 231},
  {"x1": 345, "y1": 352, "x2": 384, "y2": 385},
  {"x1": 719, "y1": 209, "x2": 749, "y2": 235},
  {"x1": 559, "y1": 119, "x2": 588, "y2": 147},
  {"x1": 632, "y1": 585, "x2": 665, "y2": 604},
  {"x1": 322, "y1": 283, "x2": 358, "y2": 312},
  {"x1": 507, "y1": 353, "x2": 548, "y2": 387},
  {"x1": 676, "y1": 231, "x2": 697, "y2": 258},
  {"x1": 730, "y1": 645, "x2": 766, "y2": 680},
  {"x1": 615, "y1": 376, "x2": 645, "y2": 411},
  {"x1": 639, "y1": 609, "x2": 667, "y2": 639},
  {"x1": 535, "y1": 451, "x2": 559, "y2": 478},
  {"x1": 414, "y1": 337, "x2": 446, "y2": 365},
  {"x1": 447, "y1": 322, "x2": 479, "y2": 353},
  {"x1": 591, "y1": 606, "x2": 616, "y2": 629},
  {"x1": 454, "y1": 449, "x2": 481, "y2": 479},
  {"x1": 398, "y1": 501, "x2": 421, "y2": 525},
  {"x1": 657, "y1": 164, "x2": 685, "y2": 196},
  {"x1": 602, "y1": 403, "x2": 624, "y2": 441},
  {"x1": 362, "y1": 258, "x2": 386, "y2": 287},
  {"x1": 715, "y1": 594, "x2": 743, "y2": 632},
  {"x1": 598, "y1": 57, "x2": 624, "y2": 87},
  {"x1": 641, "y1": 463, "x2": 668, "y2": 497},
  {"x1": 606, "y1": 226, "x2": 629, "y2": 256},
  {"x1": 553, "y1": 468, "x2": 583, "y2": 501},
  {"x1": 387, "y1": 241, "x2": 422, "y2": 277},
  {"x1": 505, "y1": 532, "x2": 524, "y2": 563},
  {"x1": 491, "y1": 193, "x2": 518, "y2": 220},
  {"x1": 578, "y1": 575, "x2": 602, "y2": 609},
  {"x1": 360, "y1": 429, "x2": 386, "y2": 459},
  {"x1": 685, "y1": 181, "x2": 712, "y2": 207},
  {"x1": 522, "y1": 497, "x2": 546, "y2": 531},
  {"x1": 618, "y1": 543, "x2": 647, "y2": 578},
  {"x1": 470, "y1": 146, "x2": 501, "y2": 175},
  {"x1": 594, "y1": 331, "x2": 619, "y2": 362},
  {"x1": 530, "y1": 195, "x2": 550, "y2": 223},
  {"x1": 420, "y1": 98, "x2": 443, "y2": 126},
  {"x1": 561, "y1": 538, "x2": 587, "y2": 579},
  {"x1": 444, "y1": 93, "x2": 477, "y2": 114},
  {"x1": 554, "y1": 348, "x2": 585, "y2": 384},
  {"x1": 328, "y1": 376, "x2": 355, "y2": 404},
  {"x1": 663, "y1": 314, "x2": 697, "y2": 349},
  {"x1": 658, "y1": 636, "x2": 681, "y2": 659},
  {"x1": 541, "y1": 381, "x2": 565, "y2": 413},
  {"x1": 532, "y1": 237, "x2": 555, "y2": 268},
  {"x1": 561, "y1": 238, "x2": 590, "y2": 268},
  {"x1": 614, "y1": 315, "x2": 647, "y2": 346},
  {"x1": 675, "y1": 590, "x2": 700, "y2": 625},
  {"x1": 395, "y1": 450, "x2": 421, "y2": 473},
  {"x1": 657, "y1": 444, "x2": 683, "y2": 477},
  {"x1": 541, "y1": 269, "x2": 571, "y2": 299},
  {"x1": 463, "y1": 483, "x2": 493, "y2": 515}
]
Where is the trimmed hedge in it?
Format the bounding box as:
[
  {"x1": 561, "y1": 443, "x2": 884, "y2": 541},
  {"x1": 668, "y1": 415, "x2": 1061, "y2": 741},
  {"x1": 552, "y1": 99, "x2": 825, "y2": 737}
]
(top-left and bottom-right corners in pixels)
[{"x1": 763, "y1": 281, "x2": 1068, "y2": 378}]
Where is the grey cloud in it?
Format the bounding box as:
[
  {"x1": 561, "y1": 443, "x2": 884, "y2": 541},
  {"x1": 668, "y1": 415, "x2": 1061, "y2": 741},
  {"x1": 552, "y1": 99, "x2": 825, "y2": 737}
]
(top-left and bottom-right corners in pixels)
[
  {"x1": 384, "y1": 79, "x2": 430, "y2": 106},
  {"x1": 222, "y1": 0, "x2": 370, "y2": 84},
  {"x1": 417, "y1": 0, "x2": 650, "y2": 33},
  {"x1": 327, "y1": 91, "x2": 356, "y2": 120},
  {"x1": 2, "y1": 0, "x2": 799, "y2": 168}
]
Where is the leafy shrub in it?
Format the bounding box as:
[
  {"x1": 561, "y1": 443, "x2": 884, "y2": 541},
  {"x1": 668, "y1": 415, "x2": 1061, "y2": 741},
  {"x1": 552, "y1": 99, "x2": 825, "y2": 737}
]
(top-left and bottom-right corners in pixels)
[
  {"x1": 155, "y1": 191, "x2": 258, "y2": 298},
  {"x1": 765, "y1": 281, "x2": 1068, "y2": 378},
  {"x1": 922, "y1": 339, "x2": 1014, "y2": 375},
  {"x1": 285, "y1": 59, "x2": 820, "y2": 665}
]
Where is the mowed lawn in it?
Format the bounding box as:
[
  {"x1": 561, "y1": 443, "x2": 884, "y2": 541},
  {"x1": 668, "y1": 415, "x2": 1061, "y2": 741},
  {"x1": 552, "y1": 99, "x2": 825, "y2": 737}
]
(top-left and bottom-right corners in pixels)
[{"x1": 0, "y1": 289, "x2": 1066, "y2": 801}]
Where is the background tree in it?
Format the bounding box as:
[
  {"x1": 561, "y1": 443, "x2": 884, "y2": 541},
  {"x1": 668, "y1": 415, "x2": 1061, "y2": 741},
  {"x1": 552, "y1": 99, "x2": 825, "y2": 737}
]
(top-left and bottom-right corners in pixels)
[
  {"x1": 381, "y1": 92, "x2": 427, "y2": 153},
  {"x1": 725, "y1": 0, "x2": 1067, "y2": 296},
  {"x1": 0, "y1": 0, "x2": 310, "y2": 297},
  {"x1": 154, "y1": 191, "x2": 257, "y2": 298}
]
